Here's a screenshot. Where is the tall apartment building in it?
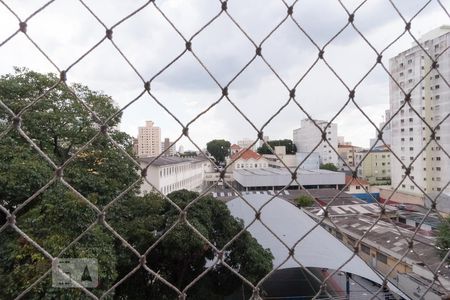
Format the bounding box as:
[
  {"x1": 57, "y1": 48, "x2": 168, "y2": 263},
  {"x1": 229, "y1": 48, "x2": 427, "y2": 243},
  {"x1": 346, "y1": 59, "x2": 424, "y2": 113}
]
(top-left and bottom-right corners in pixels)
[
  {"x1": 389, "y1": 26, "x2": 450, "y2": 195},
  {"x1": 137, "y1": 121, "x2": 161, "y2": 158},
  {"x1": 293, "y1": 119, "x2": 338, "y2": 165}
]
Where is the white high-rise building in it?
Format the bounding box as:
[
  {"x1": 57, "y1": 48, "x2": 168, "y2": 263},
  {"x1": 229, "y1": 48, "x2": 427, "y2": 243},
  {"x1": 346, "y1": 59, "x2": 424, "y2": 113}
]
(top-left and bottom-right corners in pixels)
[
  {"x1": 389, "y1": 26, "x2": 450, "y2": 195},
  {"x1": 137, "y1": 121, "x2": 161, "y2": 158},
  {"x1": 293, "y1": 119, "x2": 338, "y2": 165}
]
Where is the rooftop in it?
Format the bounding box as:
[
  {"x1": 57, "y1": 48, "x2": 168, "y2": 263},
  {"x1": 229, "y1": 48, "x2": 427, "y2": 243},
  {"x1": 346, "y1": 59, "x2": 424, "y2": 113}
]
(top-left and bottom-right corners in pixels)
[
  {"x1": 211, "y1": 188, "x2": 365, "y2": 206},
  {"x1": 308, "y1": 203, "x2": 398, "y2": 217},
  {"x1": 230, "y1": 148, "x2": 262, "y2": 161},
  {"x1": 306, "y1": 212, "x2": 450, "y2": 286},
  {"x1": 139, "y1": 155, "x2": 209, "y2": 167},
  {"x1": 345, "y1": 175, "x2": 369, "y2": 186}
]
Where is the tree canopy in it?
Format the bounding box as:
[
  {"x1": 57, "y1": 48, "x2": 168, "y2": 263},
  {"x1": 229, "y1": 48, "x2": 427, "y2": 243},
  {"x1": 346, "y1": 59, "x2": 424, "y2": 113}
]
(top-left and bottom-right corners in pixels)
[
  {"x1": 206, "y1": 139, "x2": 230, "y2": 164},
  {"x1": 320, "y1": 163, "x2": 338, "y2": 172},
  {"x1": 257, "y1": 139, "x2": 297, "y2": 155},
  {"x1": 109, "y1": 190, "x2": 273, "y2": 299},
  {"x1": 295, "y1": 195, "x2": 315, "y2": 208},
  {"x1": 0, "y1": 69, "x2": 273, "y2": 299},
  {"x1": 437, "y1": 217, "x2": 450, "y2": 259}
]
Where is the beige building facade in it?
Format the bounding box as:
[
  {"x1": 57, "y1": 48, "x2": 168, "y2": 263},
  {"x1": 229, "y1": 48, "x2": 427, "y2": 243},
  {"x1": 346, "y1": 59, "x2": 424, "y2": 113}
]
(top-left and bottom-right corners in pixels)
[
  {"x1": 137, "y1": 121, "x2": 161, "y2": 158},
  {"x1": 355, "y1": 147, "x2": 391, "y2": 185}
]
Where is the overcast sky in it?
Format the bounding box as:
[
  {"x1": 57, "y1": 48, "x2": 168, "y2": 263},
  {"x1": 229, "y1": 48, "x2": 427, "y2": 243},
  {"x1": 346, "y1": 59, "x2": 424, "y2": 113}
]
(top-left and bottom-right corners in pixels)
[{"x1": 1, "y1": 0, "x2": 449, "y2": 151}]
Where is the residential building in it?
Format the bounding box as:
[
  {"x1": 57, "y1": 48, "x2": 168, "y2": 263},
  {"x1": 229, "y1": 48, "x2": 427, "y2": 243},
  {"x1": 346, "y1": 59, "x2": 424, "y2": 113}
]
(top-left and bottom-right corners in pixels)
[
  {"x1": 137, "y1": 121, "x2": 161, "y2": 158},
  {"x1": 389, "y1": 26, "x2": 450, "y2": 195},
  {"x1": 263, "y1": 146, "x2": 299, "y2": 170},
  {"x1": 293, "y1": 119, "x2": 338, "y2": 166},
  {"x1": 161, "y1": 138, "x2": 176, "y2": 156},
  {"x1": 139, "y1": 156, "x2": 211, "y2": 195},
  {"x1": 344, "y1": 175, "x2": 370, "y2": 194},
  {"x1": 337, "y1": 142, "x2": 364, "y2": 172},
  {"x1": 227, "y1": 148, "x2": 269, "y2": 171},
  {"x1": 263, "y1": 146, "x2": 327, "y2": 172},
  {"x1": 354, "y1": 146, "x2": 391, "y2": 185}
]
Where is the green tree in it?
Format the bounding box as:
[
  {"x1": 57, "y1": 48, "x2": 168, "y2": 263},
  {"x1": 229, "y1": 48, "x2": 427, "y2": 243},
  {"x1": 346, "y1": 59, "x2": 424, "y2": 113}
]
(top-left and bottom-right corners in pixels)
[
  {"x1": 0, "y1": 185, "x2": 118, "y2": 299},
  {"x1": 206, "y1": 139, "x2": 230, "y2": 164},
  {"x1": 437, "y1": 217, "x2": 450, "y2": 259},
  {"x1": 111, "y1": 190, "x2": 273, "y2": 299},
  {"x1": 0, "y1": 68, "x2": 138, "y2": 299},
  {"x1": 257, "y1": 139, "x2": 297, "y2": 155},
  {"x1": 109, "y1": 190, "x2": 273, "y2": 299},
  {"x1": 320, "y1": 163, "x2": 338, "y2": 172},
  {"x1": 295, "y1": 195, "x2": 315, "y2": 208}
]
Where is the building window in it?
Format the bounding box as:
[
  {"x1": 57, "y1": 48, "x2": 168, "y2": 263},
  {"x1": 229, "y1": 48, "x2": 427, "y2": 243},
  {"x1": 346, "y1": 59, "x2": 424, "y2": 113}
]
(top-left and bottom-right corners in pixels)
[
  {"x1": 376, "y1": 252, "x2": 388, "y2": 264},
  {"x1": 361, "y1": 244, "x2": 370, "y2": 255}
]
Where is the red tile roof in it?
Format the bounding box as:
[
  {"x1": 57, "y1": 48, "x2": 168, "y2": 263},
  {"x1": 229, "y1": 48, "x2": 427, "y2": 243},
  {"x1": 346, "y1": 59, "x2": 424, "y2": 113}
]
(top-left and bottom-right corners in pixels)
[
  {"x1": 230, "y1": 144, "x2": 241, "y2": 149},
  {"x1": 345, "y1": 175, "x2": 369, "y2": 186},
  {"x1": 231, "y1": 149, "x2": 262, "y2": 161}
]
